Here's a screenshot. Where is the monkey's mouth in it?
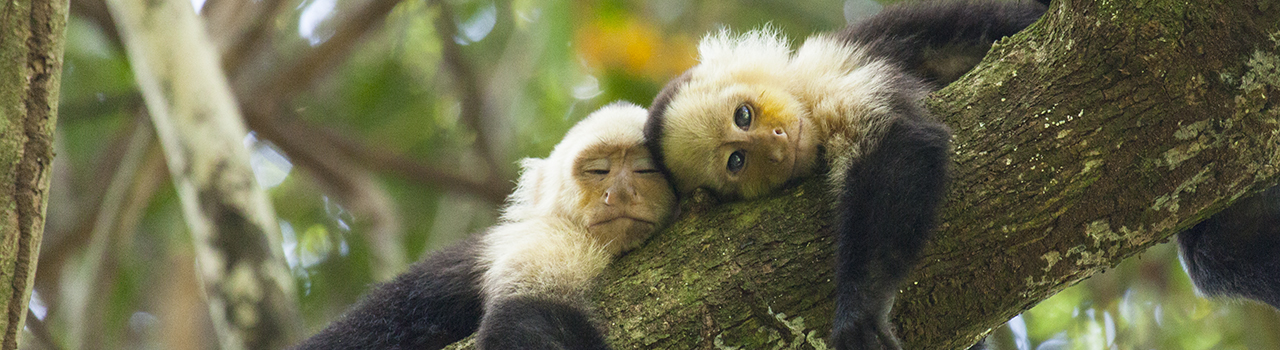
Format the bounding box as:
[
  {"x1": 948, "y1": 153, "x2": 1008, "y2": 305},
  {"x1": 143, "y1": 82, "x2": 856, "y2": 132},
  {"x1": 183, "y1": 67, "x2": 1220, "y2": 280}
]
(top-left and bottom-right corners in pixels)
[{"x1": 590, "y1": 216, "x2": 656, "y2": 228}]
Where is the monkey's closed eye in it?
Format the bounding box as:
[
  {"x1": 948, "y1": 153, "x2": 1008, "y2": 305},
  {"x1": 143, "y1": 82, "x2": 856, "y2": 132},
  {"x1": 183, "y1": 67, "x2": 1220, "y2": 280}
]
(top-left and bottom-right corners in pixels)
[
  {"x1": 733, "y1": 104, "x2": 753, "y2": 130},
  {"x1": 634, "y1": 157, "x2": 659, "y2": 174},
  {"x1": 582, "y1": 158, "x2": 610, "y2": 175},
  {"x1": 727, "y1": 150, "x2": 745, "y2": 173}
]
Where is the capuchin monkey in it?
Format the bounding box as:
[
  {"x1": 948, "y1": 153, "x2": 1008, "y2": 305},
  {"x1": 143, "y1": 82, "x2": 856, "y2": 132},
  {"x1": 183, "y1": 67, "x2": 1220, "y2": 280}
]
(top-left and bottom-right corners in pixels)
[
  {"x1": 646, "y1": 0, "x2": 1279, "y2": 348},
  {"x1": 292, "y1": 102, "x2": 676, "y2": 349},
  {"x1": 643, "y1": 1, "x2": 1047, "y2": 349}
]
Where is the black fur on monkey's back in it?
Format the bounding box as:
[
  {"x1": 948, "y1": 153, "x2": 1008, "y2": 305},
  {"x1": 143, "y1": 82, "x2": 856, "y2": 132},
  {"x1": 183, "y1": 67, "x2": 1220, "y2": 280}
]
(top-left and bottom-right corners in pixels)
[
  {"x1": 1179, "y1": 186, "x2": 1280, "y2": 310},
  {"x1": 840, "y1": 0, "x2": 1049, "y2": 86},
  {"x1": 290, "y1": 236, "x2": 485, "y2": 350}
]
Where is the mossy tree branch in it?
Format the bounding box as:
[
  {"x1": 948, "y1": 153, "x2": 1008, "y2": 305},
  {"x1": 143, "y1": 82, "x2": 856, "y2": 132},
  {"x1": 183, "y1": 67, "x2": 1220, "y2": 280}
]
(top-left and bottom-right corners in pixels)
[
  {"x1": 583, "y1": 1, "x2": 1280, "y2": 349},
  {"x1": 0, "y1": 0, "x2": 67, "y2": 347}
]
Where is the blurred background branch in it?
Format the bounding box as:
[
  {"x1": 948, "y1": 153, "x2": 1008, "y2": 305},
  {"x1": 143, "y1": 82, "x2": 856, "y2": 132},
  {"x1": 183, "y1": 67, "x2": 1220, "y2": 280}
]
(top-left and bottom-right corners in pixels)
[{"x1": 104, "y1": 0, "x2": 302, "y2": 347}]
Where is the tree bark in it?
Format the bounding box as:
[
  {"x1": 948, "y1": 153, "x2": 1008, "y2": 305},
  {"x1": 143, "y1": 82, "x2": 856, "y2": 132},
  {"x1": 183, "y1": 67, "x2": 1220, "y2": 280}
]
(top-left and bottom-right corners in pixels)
[
  {"x1": 103, "y1": 0, "x2": 303, "y2": 348},
  {"x1": 0, "y1": 0, "x2": 66, "y2": 348},
  {"x1": 461, "y1": 1, "x2": 1280, "y2": 349}
]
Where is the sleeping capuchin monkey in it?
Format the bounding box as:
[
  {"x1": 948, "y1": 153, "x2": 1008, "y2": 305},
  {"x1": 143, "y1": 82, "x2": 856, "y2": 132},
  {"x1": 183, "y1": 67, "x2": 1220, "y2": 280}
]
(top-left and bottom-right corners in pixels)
[
  {"x1": 643, "y1": 1, "x2": 1047, "y2": 349},
  {"x1": 292, "y1": 102, "x2": 675, "y2": 349}
]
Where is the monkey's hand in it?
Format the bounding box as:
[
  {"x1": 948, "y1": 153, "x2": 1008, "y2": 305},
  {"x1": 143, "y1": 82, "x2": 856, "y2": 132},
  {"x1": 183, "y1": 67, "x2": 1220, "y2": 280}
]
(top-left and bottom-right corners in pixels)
[
  {"x1": 831, "y1": 314, "x2": 902, "y2": 350},
  {"x1": 829, "y1": 312, "x2": 901, "y2": 348}
]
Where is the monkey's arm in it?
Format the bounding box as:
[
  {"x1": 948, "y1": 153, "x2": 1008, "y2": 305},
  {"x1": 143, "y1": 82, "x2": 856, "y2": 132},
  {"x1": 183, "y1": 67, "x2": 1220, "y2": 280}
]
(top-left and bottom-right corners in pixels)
[
  {"x1": 291, "y1": 236, "x2": 485, "y2": 350},
  {"x1": 1178, "y1": 185, "x2": 1280, "y2": 310},
  {"x1": 830, "y1": 115, "x2": 951, "y2": 349}
]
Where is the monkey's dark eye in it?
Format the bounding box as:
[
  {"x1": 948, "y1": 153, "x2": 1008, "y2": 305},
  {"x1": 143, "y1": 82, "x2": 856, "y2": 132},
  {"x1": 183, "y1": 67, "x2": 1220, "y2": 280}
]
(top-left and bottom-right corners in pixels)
[
  {"x1": 733, "y1": 104, "x2": 752, "y2": 130},
  {"x1": 727, "y1": 150, "x2": 745, "y2": 173},
  {"x1": 586, "y1": 170, "x2": 610, "y2": 175}
]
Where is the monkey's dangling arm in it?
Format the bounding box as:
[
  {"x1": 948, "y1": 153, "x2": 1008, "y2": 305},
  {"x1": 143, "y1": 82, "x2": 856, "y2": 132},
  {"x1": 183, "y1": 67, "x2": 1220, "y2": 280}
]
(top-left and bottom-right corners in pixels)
[{"x1": 830, "y1": 116, "x2": 950, "y2": 350}]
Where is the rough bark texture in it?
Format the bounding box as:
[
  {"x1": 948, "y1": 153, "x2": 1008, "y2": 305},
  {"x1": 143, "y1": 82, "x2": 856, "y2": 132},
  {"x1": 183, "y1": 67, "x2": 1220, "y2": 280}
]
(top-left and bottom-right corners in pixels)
[
  {"x1": 453, "y1": 1, "x2": 1280, "y2": 349},
  {"x1": 0, "y1": 0, "x2": 66, "y2": 348},
  {"x1": 103, "y1": 0, "x2": 302, "y2": 348}
]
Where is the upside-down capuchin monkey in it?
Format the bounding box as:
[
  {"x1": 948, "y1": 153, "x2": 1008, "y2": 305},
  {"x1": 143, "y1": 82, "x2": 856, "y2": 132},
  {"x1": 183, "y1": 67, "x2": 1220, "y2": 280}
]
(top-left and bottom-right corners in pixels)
[
  {"x1": 644, "y1": 1, "x2": 1047, "y2": 349},
  {"x1": 646, "y1": 0, "x2": 1280, "y2": 348},
  {"x1": 292, "y1": 102, "x2": 675, "y2": 349}
]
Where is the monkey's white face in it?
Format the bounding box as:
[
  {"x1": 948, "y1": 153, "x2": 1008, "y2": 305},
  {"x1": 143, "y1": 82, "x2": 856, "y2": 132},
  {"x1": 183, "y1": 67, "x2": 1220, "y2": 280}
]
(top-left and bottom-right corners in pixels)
[
  {"x1": 573, "y1": 144, "x2": 674, "y2": 253},
  {"x1": 482, "y1": 103, "x2": 673, "y2": 301},
  {"x1": 504, "y1": 102, "x2": 676, "y2": 255}
]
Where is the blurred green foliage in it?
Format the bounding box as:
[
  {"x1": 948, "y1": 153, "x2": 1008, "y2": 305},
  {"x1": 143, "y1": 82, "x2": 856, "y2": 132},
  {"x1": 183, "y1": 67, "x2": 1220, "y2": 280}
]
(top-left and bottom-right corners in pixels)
[
  {"x1": 988, "y1": 241, "x2": 1280, "y2": 350},
  {"x1": 40, "y1": 0, "x2": 1279, "y2": 349}
]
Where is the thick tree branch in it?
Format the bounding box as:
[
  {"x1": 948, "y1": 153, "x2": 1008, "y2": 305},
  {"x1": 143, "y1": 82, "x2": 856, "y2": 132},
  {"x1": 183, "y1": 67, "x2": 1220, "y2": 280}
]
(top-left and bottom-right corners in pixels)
[
  {"x1": 0, "y1": 0, "x2": 66, "y2": 347},
  {"x1": 545, "y1": 1, "x2": 1280, "y2": 350}
]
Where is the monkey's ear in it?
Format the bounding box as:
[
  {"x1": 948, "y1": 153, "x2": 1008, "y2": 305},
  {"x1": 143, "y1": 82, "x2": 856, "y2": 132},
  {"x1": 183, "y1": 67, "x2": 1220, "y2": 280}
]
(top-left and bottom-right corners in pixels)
[{"x1": 509, "y1": 158, "x2": 550, "y2": 209}]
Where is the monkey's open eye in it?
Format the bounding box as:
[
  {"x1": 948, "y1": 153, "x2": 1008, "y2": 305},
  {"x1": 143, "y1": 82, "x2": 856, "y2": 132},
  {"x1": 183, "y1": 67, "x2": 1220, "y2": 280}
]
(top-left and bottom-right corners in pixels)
[
  {"x1": 733, "y1": 104, "x2": 753, "y2": 130},
  {"x1": 727, "y1": 150, "x2": 746, "y2": 173}
]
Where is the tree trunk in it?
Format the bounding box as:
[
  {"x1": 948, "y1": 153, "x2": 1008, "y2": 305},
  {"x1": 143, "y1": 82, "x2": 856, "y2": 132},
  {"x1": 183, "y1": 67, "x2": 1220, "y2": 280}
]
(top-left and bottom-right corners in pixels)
[
  {"x1": 562, "y1": 1, "x2": 1280, "y2": 349},
  {"x1": 103, "y1": 0, "x2": 303, "y2": 348},
  {"x1": 0, "y1": 0, "x2": 67, "y2": 348}
]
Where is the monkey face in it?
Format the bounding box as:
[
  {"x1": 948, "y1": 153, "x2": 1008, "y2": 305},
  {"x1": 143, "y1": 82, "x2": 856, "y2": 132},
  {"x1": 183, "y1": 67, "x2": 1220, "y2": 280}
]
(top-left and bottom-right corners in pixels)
[
  {"x1": 508, "y1": 103, "x2": 676, "y2": 254},
  {"x1": 659, "y1": 82, "x2": 821, "y2": 199},
  {"x1": 572, "y1": 144, "x2": 675, "y2": 254}
]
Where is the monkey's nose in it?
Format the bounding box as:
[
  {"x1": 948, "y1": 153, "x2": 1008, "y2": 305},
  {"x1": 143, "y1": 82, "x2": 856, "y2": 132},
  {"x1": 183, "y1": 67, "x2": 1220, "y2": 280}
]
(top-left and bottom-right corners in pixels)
[{"x1": 603, "y1": 186, "x2": 634, "y2": 205}]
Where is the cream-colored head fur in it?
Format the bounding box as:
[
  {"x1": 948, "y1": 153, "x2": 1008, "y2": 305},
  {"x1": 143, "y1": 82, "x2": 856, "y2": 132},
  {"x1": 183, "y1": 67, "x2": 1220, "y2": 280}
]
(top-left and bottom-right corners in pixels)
[{"x1": 502, "y1": 102, "x2": 653, "y2": 226}]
